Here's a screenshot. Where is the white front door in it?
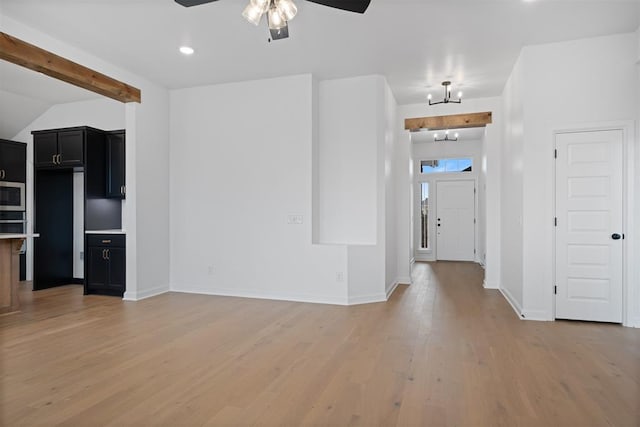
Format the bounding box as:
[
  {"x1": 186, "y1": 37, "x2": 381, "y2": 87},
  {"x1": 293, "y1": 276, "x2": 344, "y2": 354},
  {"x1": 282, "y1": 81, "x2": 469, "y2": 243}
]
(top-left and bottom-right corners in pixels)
[
  {"x1": 436, "y1": 180, "x2": 475, "y2": 261},
  {"x1": 555, "y1": 130, "x2": 624, "y2": 323}
]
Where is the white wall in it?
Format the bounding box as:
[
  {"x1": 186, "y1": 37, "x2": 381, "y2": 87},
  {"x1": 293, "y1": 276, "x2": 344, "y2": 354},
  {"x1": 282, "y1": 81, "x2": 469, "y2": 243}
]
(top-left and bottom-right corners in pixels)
[
  {"x1": 519, "y1": 33, "x2": 637, "y2": 321},
  {"x1": 169, "y1": 74, "x2": 349, "y2": 304},
  {"x1": 397, "y1": 97, "x2": 502, "y2": 288},
  {"x1": 5, "y1": 17, "x2": 171, "y2": 300},
  {"x1": 384, "y1": 81, "x2": 399, "y2": 293},
  {"x1": 635, "y1": 27, "x2": 640, "y2": 327},
  {"x1": 500, "y1": 53, "x2": 525, "y2": 313},
  {"x1": 0, "y1": 89, "x2": 49, "y2": 140},
  {"x1": 316, "y1": 76, "x2": 379, "y2": 245},
  {"x1": 12, "y1": 97, "x2": 125, "y2": 281}
]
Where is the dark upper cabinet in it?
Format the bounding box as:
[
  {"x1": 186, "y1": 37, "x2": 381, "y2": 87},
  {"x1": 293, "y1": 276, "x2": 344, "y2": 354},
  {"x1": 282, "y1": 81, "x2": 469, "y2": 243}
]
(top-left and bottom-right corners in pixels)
[
  {"x1": 33, "y1": 132, "x2": 58, "y2": 168},
  {"x1": 0, "y1": 140, "x2": 27, "y2": 183},
  {"x1": 57, "y1": 130, "x2": 84, "y2": 167},
  {"x1": 85, "y1": 234, "x2": 126, "y2": 297},
  {"x1": 106, "y1": 131, "x2": 126, "y2": 198},
  {"x1": 33, "y1": 128, "x2": 85, "y2": 169}
]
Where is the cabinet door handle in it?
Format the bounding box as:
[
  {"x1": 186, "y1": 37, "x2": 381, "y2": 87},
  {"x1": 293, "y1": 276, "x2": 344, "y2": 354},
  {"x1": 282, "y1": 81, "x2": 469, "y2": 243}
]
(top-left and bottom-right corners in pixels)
[
  {"x1": 52, "y1": 154, "x2": 56, "y2": 164},
  {"x1": 106, "y1": 249, "x2": 110, "y2": 260},
  {"x1": 57, "y1": 154, "x2": 62, "y2": 164},
  {"x1": 102, "y1": 249, "x2": 107, "y2": 259},
  {"x1": 0, "y1": 170, "x2": 4, "y2": 179}
]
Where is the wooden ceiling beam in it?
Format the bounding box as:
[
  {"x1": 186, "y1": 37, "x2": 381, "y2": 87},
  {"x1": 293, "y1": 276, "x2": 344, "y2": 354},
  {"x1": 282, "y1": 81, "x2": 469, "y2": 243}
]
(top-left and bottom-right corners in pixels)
[
  {"x1": 405, "y1": 111, "x2": 492, "y2": 131},
  {"x1": 0, "y1": 32, "x2": 141, "y2": 103}
]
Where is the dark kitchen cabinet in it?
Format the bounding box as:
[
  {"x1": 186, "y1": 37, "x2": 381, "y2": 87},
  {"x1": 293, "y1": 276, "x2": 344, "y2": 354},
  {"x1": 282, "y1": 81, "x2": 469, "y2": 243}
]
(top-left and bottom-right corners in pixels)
[
  {"x1": 0, "y1": 139, "x2": 27, "y2": 182},
  {"x1": 106, "y1": 131, "x2": 126, "y2": 198},
  {"x1": 33, "y1": 129, "x2": 84, "y2": 168},
  {"x1": 85, "y1": 234, "x2": 126, "y2": 297}
]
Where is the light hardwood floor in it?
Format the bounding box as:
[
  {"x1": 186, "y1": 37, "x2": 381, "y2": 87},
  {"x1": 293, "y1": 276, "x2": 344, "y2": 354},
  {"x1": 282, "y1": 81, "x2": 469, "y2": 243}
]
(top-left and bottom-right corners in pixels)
[{"x1": 2, "y1": 262, "x2": 639, "y2": 426}]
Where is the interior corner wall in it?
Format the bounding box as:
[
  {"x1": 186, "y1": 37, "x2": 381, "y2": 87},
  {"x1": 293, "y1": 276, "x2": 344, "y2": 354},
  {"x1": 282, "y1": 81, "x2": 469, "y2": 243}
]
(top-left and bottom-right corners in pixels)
[
  {"x1": 4, "y1": 16, "x2": 171, "y2": 300},
  {"x1": 169, "y1": 74, "x2": 349, "y2": 305},
  {"x1": 500, "y1": 53, "x2": 525, "y2": 313},
  {"x1": 520, "y1": 33, "x2": 638, "y2": 320},
  {"x1": 384, "y1": 80, "x2": 399, "y2": 293}
]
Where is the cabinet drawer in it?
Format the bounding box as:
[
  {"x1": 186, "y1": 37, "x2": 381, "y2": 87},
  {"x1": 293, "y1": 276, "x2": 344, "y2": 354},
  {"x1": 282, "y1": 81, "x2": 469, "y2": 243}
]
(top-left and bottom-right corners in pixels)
[{"x1": 86, "y1": 234, "x2": 125, "y2": 247}]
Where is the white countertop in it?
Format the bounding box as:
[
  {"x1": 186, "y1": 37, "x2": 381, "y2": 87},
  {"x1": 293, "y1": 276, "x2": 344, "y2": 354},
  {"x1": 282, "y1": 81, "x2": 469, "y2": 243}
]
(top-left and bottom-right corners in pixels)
[
  {"x1": 85, "y1": 230, "x2": 126, "y2": 234},
  {"x1": 0, "y1": 233, "x2": 39, "y2": 240}
]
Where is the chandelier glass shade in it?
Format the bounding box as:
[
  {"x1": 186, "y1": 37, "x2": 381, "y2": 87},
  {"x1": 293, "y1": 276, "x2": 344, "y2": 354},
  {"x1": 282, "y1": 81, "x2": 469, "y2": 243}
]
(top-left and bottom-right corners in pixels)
[{"x1": 434, "y1": 130, "x2": 458, "y2": 142}]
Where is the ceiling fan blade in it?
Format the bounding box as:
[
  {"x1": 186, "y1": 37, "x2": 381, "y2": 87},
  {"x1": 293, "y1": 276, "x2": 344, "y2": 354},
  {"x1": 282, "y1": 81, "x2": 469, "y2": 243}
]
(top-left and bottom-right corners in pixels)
[
  {"x1": 305, "y1": 0, "x2": 371, "y2": 14},
  {"x1": 175, "y1": 0, "x2": 219, "y2": 7}
]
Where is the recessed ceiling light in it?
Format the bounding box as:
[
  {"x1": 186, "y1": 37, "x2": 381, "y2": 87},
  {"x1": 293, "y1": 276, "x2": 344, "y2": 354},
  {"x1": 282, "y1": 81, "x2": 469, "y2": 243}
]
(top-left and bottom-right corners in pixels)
[{"x1": 179, "y1": 46, "x2": 194, "y2": 55}]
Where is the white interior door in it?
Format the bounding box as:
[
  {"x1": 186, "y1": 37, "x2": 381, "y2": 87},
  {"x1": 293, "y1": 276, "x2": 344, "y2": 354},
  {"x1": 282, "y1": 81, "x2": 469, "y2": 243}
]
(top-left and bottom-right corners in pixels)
[
  {"x1": 436, "y1": 180, "x2": 475, "y2": 261},
  {"x1": 555, "y1": 130, "x2": 623, "y2": 323}
]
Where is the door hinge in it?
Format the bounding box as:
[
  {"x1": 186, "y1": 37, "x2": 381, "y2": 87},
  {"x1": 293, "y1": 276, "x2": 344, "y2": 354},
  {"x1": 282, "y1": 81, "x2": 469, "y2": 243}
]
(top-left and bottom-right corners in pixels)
[
  {"x1": 554, "y1": 149, "x2": 557, "y2": 159},
  {"x1": 474, "y1": 249, "x2": 476, "y2": 254},
  {"x1": 474, "y1": 218, "x2": 476, "y2": 224},
  {"x1": 554, "y1": 285, "x2": 557, "y2": 295},
  {"x1": 554, "y1": 217, "x2": 557, "y2": 227}
]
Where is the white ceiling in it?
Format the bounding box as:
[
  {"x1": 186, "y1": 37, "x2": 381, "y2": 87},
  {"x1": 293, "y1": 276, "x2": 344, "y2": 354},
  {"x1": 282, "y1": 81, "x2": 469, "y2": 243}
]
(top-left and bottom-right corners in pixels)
[
  {"x1": 411, "y1": 127, "x2": 485, "y2": 143},
  {"x1": 0, "y1": 0, "x2": 638, "y2": 107}
]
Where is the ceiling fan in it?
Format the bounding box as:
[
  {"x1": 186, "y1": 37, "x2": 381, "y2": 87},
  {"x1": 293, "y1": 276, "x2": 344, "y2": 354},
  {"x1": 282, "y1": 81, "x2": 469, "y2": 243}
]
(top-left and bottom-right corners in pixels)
[{"x1": 175, "y1": 0, "x2": 371, "y2": 40}]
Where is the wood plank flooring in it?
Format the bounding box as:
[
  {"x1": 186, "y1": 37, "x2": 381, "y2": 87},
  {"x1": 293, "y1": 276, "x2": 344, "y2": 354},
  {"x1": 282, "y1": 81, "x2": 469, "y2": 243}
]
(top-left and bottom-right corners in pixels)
[{"x1": 1, "y1": 262, "x2": 639, "y2": 426}]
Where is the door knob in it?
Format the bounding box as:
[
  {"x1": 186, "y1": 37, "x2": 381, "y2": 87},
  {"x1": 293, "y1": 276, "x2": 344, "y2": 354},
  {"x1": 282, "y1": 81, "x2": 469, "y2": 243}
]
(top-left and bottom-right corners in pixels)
[{"x1": 611, "y1": 233, "x2": 622, "y2": 240}]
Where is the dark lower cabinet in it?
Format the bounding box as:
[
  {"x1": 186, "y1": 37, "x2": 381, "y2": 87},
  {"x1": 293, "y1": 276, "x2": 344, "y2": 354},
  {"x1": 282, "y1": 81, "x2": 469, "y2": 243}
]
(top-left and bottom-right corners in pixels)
[{"x1": 85, "y1": 234, "x2": 125, "y2": 297}]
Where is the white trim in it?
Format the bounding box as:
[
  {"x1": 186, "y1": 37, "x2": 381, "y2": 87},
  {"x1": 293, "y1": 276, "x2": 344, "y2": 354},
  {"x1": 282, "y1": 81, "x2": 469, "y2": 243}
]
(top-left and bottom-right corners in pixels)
[
  {"x1": 553, "y1": 121, "x2": 636, "y2": 327},
  {"x1": 483, "y1": 280, "x2": 499, "y2": 290},
  {"x1": 414, "y1": 253, "x2": 435, "y2": 262},
  {"x1": 171, "y1": 285, "x2": 349, "y2": 306},
  {"x1": 386, "y1": 280, "x2": 400, "y2": 299},
  {"x1": 500, "y1": 287, "x2": 523, "y2": 319},
  {"x1": 348, "y1": 293, "x2": 387, "y2": 305},
  {"x1": 123, "y1": 284, "x2": 169, "y2": 301},
  {"x1": 396, "y1": 276, "x2": 412, "y2": 285},
  {"x1": 521, "y1": 309, "x2": 553, "y2": 322}
]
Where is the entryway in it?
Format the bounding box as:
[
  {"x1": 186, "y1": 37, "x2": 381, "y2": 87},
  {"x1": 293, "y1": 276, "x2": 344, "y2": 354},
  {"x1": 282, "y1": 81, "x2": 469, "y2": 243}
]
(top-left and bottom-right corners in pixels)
[{"x1": 555, "y1": 129, "x2": 624, "y2": 323}]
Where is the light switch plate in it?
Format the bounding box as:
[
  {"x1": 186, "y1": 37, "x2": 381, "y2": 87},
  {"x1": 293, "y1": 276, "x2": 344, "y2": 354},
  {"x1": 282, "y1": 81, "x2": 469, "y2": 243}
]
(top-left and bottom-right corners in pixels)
[{"x1": 287, "y1": 215, "x2": 303, "y2": 225}]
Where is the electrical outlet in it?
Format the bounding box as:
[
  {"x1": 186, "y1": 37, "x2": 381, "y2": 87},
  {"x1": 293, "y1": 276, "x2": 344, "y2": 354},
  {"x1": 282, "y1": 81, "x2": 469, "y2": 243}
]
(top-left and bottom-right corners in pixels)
[
  {"x1": 80, "y1": 251, "x2": 84, "y2": 260},
  {"x1": 336, "y1": 272, "x2": 344, "y2": 282},
  {"x1": 287, "y1": 215, "x2": 303, "y2": 225}
]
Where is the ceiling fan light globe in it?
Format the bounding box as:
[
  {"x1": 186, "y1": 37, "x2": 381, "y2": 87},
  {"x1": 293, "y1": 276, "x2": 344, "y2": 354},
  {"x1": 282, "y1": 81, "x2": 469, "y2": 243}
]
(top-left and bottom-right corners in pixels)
[
  {"x1": 242, "y1": 2, "x2": 264, "y2": 25},
  {"x1": 268, "y1": 6, "x2": 286, "y2": 29},
  {"x1": 276, "y1": 0, "x2": 297, "y2": 21},
  {"x1": 252, "y1": 0, "x2": 271, "y2": 10}
]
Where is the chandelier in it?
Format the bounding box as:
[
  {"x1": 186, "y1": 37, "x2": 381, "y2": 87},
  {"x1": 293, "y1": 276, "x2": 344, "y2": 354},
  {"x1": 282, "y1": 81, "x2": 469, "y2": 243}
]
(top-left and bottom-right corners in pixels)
[
  {"x1": 434, "y1": 130, "x2": 458, "y2": 142},
  {"x1": 428, "y1": 81, "x2": 462, "y2": 105},
  {"x1": 242, "y1": 0, "x2": 298, "y2": 40}
]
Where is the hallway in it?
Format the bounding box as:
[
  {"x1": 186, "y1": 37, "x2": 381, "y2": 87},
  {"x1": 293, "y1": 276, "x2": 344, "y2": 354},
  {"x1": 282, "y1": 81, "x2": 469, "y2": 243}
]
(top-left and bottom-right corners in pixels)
[{"x1": 1, "y1": 262, "x2": 639, "y2": 426}]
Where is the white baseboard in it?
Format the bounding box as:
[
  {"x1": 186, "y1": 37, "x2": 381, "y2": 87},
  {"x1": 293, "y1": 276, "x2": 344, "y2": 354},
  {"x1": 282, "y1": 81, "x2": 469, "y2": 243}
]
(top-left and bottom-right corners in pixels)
[
  {"x1": 483, "y1": 280, "x2": 499, "y2": 290},
  {"x1": 396, "y1": 276, "x2": 412, "y2": 285},
  {"x1": 499, "y1": 287, "x2": 523, "y2": 319},
  {"x1": 521, "y1": 309, "x2": 553, "y2": 321},
  {"x1": 348, "y1": 293, "x2": 387, "y2": 305},
  {"x1": 171, "y1": 284, "x2": 349, "y2": 306},
  {"x1": 624, "y1": 317, "x2": 640, "y2": 328},
  {"x1": 123, "y1": 284, "x2": 169, "y2": 301},
  {"x1": 386, "y1": 280, "x2": 400, "y2": 299}
]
